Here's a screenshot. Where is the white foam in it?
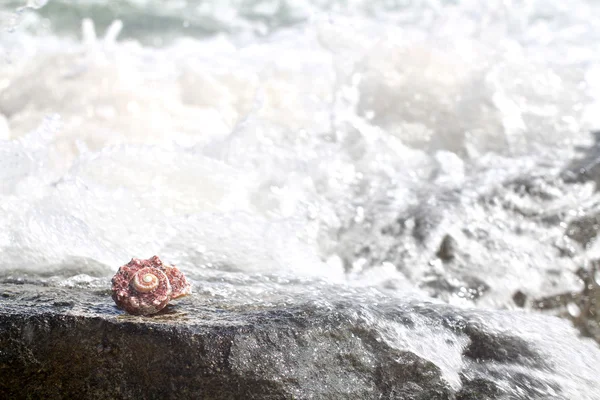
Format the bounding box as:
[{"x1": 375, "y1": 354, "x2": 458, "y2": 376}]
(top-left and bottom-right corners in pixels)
[{"x1": 0, "y1": 3, "x2": 598, "y2": 304}]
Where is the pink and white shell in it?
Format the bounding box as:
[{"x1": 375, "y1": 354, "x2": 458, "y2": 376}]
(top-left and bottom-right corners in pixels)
[{"x1": 111, "y1": 256, "x2": 192, "y2": 315}]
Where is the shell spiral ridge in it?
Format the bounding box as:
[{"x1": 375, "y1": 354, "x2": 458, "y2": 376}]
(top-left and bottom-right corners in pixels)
[{"x1": 111, "y1": 256, "x2": 190, "y2": 315}]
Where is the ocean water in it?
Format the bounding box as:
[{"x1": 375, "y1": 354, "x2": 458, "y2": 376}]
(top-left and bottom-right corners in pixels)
[{"x1": 2, "y1": 0, "x2": 600, "y2": 397}]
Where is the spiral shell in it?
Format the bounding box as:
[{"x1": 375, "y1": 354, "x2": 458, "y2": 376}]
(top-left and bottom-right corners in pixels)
[
  {"x1": 111, "y1": 256, "x2": 191, "y2": 315},
  {"x1": 131, "y1": 268, "x2": 161, "y2": 293}
]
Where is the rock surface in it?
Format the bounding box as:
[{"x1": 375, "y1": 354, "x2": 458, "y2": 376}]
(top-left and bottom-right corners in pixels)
[
  {"x1": 534, "y1": 262, "x2": 600, "y2": 343},
  {"x1": 2, "y1": 282, "x2": 600, "y2": 399}
]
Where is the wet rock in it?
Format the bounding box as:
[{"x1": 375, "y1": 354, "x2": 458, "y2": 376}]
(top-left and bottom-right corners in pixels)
[
  {"x1": 1, "y1": 283, "x2": 600, "y2": 399},
  {"x1": 455, "y1": 377, "x2": 501, "y2": 400},
  {"x1": 420, "y1": 273, "x2": 490, "y2": 301},
  {"x1": 534, "y1": 263, "x2": 600, "y2": 342},
  {"x1": 460, "y1": 322, "x2": 543, "y2": 366},
  {"x1": 562, "y1": 130, "x2": 600, "y2": 187},
  {"x1": 512, "y1": 290, "x2": 527, "y2": 308},
  {"x1": 436, "y1": 234, "x2": 458, "y2": 261},
  {"x1": 565, "y1": 212, "x2": 600, "y2": 247}
]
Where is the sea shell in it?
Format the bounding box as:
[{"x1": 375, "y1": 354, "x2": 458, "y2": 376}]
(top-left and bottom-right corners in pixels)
[{"x1": 111, "y1": 256, "x2": 192, "y2": 315}]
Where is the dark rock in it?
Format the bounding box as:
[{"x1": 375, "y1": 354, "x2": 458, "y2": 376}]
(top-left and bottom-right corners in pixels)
[
  {"x1": 533, "y1": 263, "x2": 600, "y2": 343},
  {"x1": 460, "y1": 322, "x2": 543, "y2": 366},
  {"x1": 455, "y1": 377, "x2": 501, "y2": 400},
  {"x1": 0, "y1": 284, "x2": 452, "y2": 400},
  {"x1": 1, "y1": 283, "x2": 599, "y2": 399},
  {"x1": 436, "y1": 234, "x2": 457, "y2": 261},
  {"x1": 562, "y1": 130, "x2": 600, "y2": 187},
  {"x1": 512, "y1": 290, "x2": 527, "y2": 308},
  {"x1": 420, "y1": 273, "x2": 490, "y2": 301},
  {"x1": 565, "y1": 212, "x2": 600, "y2": 247}
]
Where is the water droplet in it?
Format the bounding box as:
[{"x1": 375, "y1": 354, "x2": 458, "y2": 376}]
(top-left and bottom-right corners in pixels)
[{"x1": 567, "y1": 302, "x2": 581, "y2": 318}]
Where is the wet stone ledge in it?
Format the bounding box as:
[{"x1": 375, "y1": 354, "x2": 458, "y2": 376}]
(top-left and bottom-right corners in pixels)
[{"x1": 1, "y1": 283, "x2": 599, "y2": 400}]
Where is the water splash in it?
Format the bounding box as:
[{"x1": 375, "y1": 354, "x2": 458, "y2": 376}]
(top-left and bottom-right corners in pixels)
[{"x1": 1, "y1": 3, "x2": 600, "y2": 396}]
